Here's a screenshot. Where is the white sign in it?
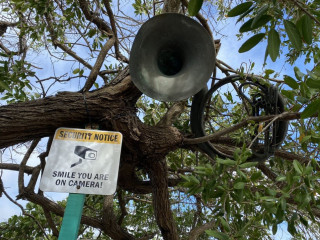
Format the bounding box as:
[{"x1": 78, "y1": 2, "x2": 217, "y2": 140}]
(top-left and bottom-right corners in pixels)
[{"x1": 40, "y1": 128, "x2": 122, "y2": 195}]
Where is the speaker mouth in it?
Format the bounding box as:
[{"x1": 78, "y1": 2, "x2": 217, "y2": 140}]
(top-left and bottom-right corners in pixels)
[
  {"x1": 157, "y1": 44, "x2": 184, "y2": 76},
  {"x1": 130, "y1": 13, "x2": 216, "y2": 101}
]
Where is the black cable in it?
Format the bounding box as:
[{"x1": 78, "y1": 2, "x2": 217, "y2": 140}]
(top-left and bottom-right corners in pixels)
[
  {"x1": 190, "y1": 75, "x2": 288, "y2": 162},
  {"x1": 83, "y1": 93, "x2": 92, "y2": 129}
]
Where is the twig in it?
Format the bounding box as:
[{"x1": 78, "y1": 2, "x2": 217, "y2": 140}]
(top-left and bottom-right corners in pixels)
[
  {"x1": 289, "y1": 0, "x2": 320, "y2": 26},
  {"x1": 1, "y1": 177, "x2": 50, "y2": 240},
  {"x1": 103, "y1": 0, "x2": 128, "y2": 63},
  {"x1": 216, "y1": 59, "x2": 284, "y2": 83},
  {"x1": 248, "y1": 114, "x2": 281, "y2": 148}
]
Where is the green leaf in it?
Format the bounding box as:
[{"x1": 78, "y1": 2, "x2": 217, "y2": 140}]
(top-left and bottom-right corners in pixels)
[
  {"x1": 252, "y1": 14, "x2": 272, "y2": 30},
  {"x1": 239, "y1": 18, "x2": 254, "y2": 33},
  {"x1": 287, "y1": 219, "x2": 296, "y2": 235},
  {"x1": 236, "y1": 5, "x2": 255, "y2": 23},
  {"x1": 0, "y1": 80, "x2": 11, "y2": 92},
  {"x1": 272, "y1": 223, "x2": 278, "y2": 235},
  {"x1": 307, "y1": 69, "x2": 320, "y2": 81},
  {"x1": 251, "y1": 5, "x2": 269, "y2": 28},
  {"x1": 239, "y1": 33, "x2": 265, "y2": 53},
  {"x1": 25, "y1": 81, "x2": 32, "y2": 90},
  {"x1": 188, "y1": 0, "x2": 203, "y2": 16},
  {"x1": 189, "y1": 175, "x2": 200, "y2": 184},
  {"x1": 239, "y1": 162, "x2": 257, "y2": 168},
  {"x1": 73, "y1": 68, "x2": 80, "y2": 74},
  {"x1": 284, "y1": 75, "x2": 299, "y2": 89},
  {"x1": 239, "y1": 15, "x2": 272, "y2": 33},
  {"x1": 218, "y1": 217, "x2": 231, "y2": 232},
  {"x1": 251, "y1": 171, "x2": 262, "y2": 181},
  {"x1": 234, "y1": 182, "x2": 245, "y2": 189},
  {"x1": 228, "y1": 2, "x2": 253, "y2": 17},
  {"x1": 294, "y1": 67, "x2": 304, "y2": 81},
  {"x1": 298, "y1": 15, "x2": 313, "y2": 44},
  {"x1": 276, "y1": 175, "x2": 286, "y2": 181},
  {"x1": 284, "y1": 20, "x2": 302, "y2": 51},
  {"x1": 216, "y1": 159, "x2": 237, "y2": 166},
  {"x1": 301, "y1": 98, "x2": 320, "y2": 118},
  {"x1": 268, "y1": 29, "x2": 280, "y2": 61},
  {"x1": 299, "y1": 214, "x2": 309, "y2": 227},
  {"x1": 205, "y1": 230, "x2": 230, "y2": 240},
  {"x1": 280, "y1": 197, "x2": 287, "y2": 211},
  {"x1": 306, "y1": 78, "x2": 320, "y2": 89},
  {"x1": 293, "y1": 160, "x2": 303, "y2": 175},
  {"x1": 87, "y1": 29, "x2": 96, "y2": 38},
  {"x1": 93, "y1": 82, "x2": 99, "y2": 89}
]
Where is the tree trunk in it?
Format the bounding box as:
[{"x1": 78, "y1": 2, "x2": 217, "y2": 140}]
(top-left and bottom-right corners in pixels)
[{"x1": 147, "y1": 159, "x2": 179, "y2": 240}]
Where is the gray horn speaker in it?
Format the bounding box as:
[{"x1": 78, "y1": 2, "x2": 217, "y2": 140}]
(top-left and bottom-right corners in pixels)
[{"x1": 129, "y1": 13, "x2": 216, "y2": 102}]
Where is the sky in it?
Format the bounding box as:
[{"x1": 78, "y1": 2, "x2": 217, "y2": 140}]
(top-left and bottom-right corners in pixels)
[{"x1": 0, "y1": 1, "x2": 314, "y2": 239}]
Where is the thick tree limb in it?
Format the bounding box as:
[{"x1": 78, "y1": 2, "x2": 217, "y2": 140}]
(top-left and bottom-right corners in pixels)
[
  {"x1": 0, "y1": 76, "x2": 139, "y2": 148},
  {"x1": 162, "y1": 0, "x2": 181, "y2": 13},
  {"x1": 102, "y1": 195, "x2": 135, "y2": 239},
  {"x1": 157, "y1": 101, "x2": 186, "y2": 127},
  {"x1": 147, "y1": 160, "x2": 179, "y2": 240}
]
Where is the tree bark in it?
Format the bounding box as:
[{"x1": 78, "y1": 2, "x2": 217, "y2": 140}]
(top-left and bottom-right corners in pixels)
[
  {"x1": 0, "y1": 76, "x2": 139, "y2": 148},
  {"x1": 147, "y1": 160, "x2": 179, "y2": 240}
]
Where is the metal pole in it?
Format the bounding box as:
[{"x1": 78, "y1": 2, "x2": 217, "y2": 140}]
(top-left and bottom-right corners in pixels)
[{"x1": 58, "y1": 193, "x2": 86, "y2": 240}]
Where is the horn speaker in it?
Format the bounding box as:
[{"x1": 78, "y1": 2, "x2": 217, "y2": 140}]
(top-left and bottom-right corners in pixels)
[{"x1": 130, "y1": 13, "x2": 215, "y2": 101}]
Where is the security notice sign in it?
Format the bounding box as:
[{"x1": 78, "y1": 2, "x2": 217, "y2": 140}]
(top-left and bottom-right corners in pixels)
[{"x1": 40, "y1": 128, "x2": 123, "y2": 195}]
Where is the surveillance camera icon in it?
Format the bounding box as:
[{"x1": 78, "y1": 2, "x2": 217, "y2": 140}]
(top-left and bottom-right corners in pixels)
[{"x1": 71, "y1": 146, "x2": 97, "y2": 168}]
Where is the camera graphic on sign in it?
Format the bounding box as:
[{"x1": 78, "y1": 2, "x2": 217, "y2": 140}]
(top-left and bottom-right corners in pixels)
[{"x1": 71, "y1": 146, "x2": 97, "y2": 168}]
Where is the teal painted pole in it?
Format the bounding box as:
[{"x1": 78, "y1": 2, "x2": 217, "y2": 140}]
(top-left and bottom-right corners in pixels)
[{"x1": 58, "y1": 193, "x2": 86, "y2": 240}]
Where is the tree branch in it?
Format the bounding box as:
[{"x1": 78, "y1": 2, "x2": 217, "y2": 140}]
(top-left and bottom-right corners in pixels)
[
  {"x1": 102, "y1": 0, "x2": 128, "y2": 63},
  {"x1": 44, "y1": 12, "x2": 93, "y2": 70},
  {"x1": 162, "y1": 0, "x2": 181, "y2": 13},
  {"x1": 188, "y1": 220, "x2": 215, "y2": 240},
  {"x1": 157, "y1": 101, "x2": 186, "y2": 127},
  {"x1": 102, "y1": 195, "x2": 135, "y2": 239},
  {"x1": 147, "y1": 159, "x2": 179, "y2": 240},
  {"x1": 1, "y1": 179, "x2": 50, "y2": 240},
  {"x1": 18, "y1": 139, "x2": 40, "y2": 196},
  {"x1": 117, "y1": 190, "x2": 128, "y2": 226},
  {"x1": 0, "y1": 75, "x2": 139, "y2": 148},
  {"x1": 78, "y1": 0, "x2": 113, "y2": 35},
  {"x1": 82, "y1": 37, "x2": 115, "y2": 92},
  {"x1": 183, "y1": 112, "x2": 301, "y2": 145},
  {"x1": 0, "y1": 163, "x2": 35, "y2": 174},
  {"x1": 288, "y1": 0, "x2": 320, "y2": 26},
  {"x1": 42, "y1": 207, "x2": 59, "y2": 237}
]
